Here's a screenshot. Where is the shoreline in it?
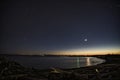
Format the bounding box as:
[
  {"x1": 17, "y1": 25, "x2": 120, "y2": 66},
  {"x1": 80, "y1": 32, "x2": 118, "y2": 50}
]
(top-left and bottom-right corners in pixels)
[{"x1": 0, "y1": 55, "x2": 120, "y2": 80}]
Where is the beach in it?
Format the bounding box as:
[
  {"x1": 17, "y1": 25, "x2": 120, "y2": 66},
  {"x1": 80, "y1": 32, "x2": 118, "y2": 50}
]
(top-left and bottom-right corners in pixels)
[{"x1": 0, "y1": 55, "x2": 120, "y2": 80}]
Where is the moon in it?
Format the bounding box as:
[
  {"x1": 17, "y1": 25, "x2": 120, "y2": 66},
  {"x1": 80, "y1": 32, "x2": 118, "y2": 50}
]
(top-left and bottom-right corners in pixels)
[{"x1": 84, "y1": 38, "x2": 88, "y2": 42}]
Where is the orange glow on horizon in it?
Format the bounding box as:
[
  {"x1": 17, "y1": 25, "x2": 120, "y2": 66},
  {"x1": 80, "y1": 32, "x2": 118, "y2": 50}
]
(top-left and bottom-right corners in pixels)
[
  {"x1": 52, "y1": 47, "x2": 120, "y2": 55},
  {"x1": 15, "y1": 47, "x2": 120, "y2": 55}
]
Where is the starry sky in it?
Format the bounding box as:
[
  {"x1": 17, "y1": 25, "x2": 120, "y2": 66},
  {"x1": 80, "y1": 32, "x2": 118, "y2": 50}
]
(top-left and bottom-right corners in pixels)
[{"x1": 1, "y1": 0, "x2": 120, "y2": 55}]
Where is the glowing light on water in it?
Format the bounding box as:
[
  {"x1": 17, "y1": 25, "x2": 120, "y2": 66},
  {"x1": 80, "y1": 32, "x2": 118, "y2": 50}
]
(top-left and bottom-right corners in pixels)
[
  {"x1": 86, "y1": 57, "x2": 91, "y2": 66},
  {"x1": 77, "y1": 57, "x2": 80, "y2": 68},
  {"x1": 77, "y1": 57, "x2": 91, "y2": 68}
]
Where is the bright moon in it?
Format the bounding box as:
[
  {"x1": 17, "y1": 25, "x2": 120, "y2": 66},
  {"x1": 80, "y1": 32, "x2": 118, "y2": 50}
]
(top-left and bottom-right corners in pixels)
[{"x1": 84, "y1": 38, "x2": 88, "y2": 42}]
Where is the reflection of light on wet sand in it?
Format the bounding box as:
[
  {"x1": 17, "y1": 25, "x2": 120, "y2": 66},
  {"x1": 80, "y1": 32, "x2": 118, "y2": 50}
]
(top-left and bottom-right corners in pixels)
[{"x1": 86, "y1": 57, "x2": 91, "y2": 66}]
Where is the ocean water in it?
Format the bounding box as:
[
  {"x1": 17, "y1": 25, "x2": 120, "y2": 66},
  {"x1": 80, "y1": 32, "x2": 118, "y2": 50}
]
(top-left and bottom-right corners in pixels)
[{"x1": 7, "y1": 56, "x2": 105, "y2": 69}]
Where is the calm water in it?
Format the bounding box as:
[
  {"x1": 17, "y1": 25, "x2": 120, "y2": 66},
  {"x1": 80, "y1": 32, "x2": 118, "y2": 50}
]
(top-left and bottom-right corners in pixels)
[{"x1": 7, "y1": 56, "x2": 105, "y2": 69}]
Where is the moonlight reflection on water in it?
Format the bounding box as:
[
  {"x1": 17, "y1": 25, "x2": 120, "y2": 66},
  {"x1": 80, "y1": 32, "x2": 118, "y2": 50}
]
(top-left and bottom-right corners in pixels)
[
  {"x1": 77, "y1": 57, "x2": 94, "y2": 68},
  {"x1": 86, "y1": 57, "x2": 91, "y2": 66},
  {"x1": 77, "y1": 57, "x2": 80, "y2": 68}
]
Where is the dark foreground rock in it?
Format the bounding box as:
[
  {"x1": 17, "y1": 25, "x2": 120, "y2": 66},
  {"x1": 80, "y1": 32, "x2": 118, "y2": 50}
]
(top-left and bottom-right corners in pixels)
[
  {"x1": 0, "y1": 56, "x2": 47, "y2": 80},
  {"x1": 0, "y1": 55, "x2": 120, "y2": 80}
]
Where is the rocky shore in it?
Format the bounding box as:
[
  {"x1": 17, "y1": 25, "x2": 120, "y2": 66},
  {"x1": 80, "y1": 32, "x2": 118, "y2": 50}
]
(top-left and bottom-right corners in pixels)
[{"x1": 0, "y1": 55, "x2": 120, "y2": 80}]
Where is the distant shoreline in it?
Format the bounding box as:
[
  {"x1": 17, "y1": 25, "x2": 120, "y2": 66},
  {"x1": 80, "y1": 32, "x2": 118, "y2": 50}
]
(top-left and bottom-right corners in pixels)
[{"x1": 0, "y1": 53, "x2": 120, "y2": 57}]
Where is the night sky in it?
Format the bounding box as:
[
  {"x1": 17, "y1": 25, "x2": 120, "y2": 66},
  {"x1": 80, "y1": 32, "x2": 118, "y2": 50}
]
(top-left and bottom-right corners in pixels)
[{"x1": 1, "y1": 0, "x2": 120, "y2": 55}]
